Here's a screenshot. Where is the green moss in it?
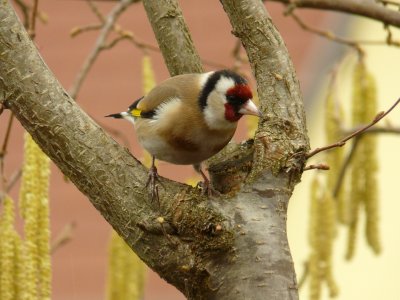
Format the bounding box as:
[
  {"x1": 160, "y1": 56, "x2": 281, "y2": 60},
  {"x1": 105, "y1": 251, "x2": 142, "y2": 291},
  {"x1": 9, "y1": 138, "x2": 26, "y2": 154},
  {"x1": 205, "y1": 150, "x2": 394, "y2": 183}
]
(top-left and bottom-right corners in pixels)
[{"x1": 172, "y1": 201, "x2": 234, "y2": 253}]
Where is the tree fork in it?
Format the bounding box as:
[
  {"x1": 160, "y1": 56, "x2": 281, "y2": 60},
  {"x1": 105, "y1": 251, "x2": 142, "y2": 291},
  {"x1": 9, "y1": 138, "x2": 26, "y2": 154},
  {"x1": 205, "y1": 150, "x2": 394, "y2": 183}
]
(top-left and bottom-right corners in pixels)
[
  {"x1": 141, "y1": 0, "x2": 309, "y2": 298},
  {"x1": 0, "y1": 0, "x2": 310, "y2": 298}
]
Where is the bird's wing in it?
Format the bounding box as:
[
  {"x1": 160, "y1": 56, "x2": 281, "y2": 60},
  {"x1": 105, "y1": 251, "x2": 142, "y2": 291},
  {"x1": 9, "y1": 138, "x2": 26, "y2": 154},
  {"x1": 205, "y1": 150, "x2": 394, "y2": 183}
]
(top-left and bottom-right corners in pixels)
[
  {"x1": 137, "y1": 84, "x2": 182, "y2": 114},
  {"x1": 136, "y1": 74, "x2": 201, "y2": 114},
  {"x1": 126, "y1": 86, "x2": 180, "y2": 119},
  {"x1": 128, "y1": 96, "x2": 144, "y2": 111}
]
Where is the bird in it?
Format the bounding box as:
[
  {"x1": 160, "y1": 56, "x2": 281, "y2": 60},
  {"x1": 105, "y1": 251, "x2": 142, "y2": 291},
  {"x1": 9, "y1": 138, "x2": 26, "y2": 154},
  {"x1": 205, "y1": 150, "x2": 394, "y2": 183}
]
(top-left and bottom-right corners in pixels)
[{"x1": 106, "y1": 69, "x2": 261, "y2": 197}]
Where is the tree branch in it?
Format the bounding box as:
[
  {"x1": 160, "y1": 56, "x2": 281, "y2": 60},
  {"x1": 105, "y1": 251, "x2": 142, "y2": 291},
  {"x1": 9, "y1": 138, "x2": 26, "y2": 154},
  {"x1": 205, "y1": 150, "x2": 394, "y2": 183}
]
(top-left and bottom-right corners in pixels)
[
  {"x1": 0, "y1": 2, "x2": 234, "y2": 298},
  {"x1": 195, "y1": 0, "x2": 313, "y2": 298},
  {"x1": 51, "y1": 222, "x2": 76, "y2": 254},
  {"x1": 288, "y1": 11, "x2": 400, "y2": 49},
  {"x1": 332, "y1": 124, "x2": 400, "y2": 198},
  {"x1": 69, "y1": 0, "x2": 133, "y2": 99},
  {"x1": 306, "y1": 97, "x2": 400, "y2": 159},
  {"x1": 333, "y1": 137, "x2": 360, "y2": 198},
  {"x1": 220, "y1": 0, "x2": 309, "y2": 180},
  {"x1": 344, "y1": 125, "x2": 400, "y2": 136},
  {"x1": 269, "y1": 0, "x2": 400, "y2": 28},
  {"x1": 304, "y1": 163, "x2": 330, "y2": 171},
  {"x1": 142, "y1": 0, "x2": 203, "y2": 75}
]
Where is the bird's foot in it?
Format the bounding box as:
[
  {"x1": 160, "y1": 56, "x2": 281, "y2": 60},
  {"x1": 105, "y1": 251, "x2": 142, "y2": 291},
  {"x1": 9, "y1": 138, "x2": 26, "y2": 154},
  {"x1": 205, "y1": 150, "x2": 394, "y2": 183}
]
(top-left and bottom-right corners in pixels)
[
  {"x1": 145, "y1": 165, "x2": 163, "y2": 206},
  {"x1": 193, "y1": 163, "x2": 220, "y2": 197},
  {"x1": 197, "y1": 178, "x2": 220, "y2": 198}
]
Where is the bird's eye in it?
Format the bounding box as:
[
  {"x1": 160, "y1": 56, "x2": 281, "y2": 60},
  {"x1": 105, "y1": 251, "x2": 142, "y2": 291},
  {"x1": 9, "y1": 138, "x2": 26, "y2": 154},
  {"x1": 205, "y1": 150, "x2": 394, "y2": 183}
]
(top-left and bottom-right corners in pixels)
[{"x1": 226, "y1": 94, "x2": 245, "y2": 105}]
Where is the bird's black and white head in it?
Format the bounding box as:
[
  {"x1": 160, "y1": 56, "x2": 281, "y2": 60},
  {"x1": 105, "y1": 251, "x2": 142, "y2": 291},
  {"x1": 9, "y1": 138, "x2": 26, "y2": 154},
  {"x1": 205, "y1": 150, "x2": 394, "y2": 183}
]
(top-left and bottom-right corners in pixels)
[{"x1": 199, "y1": 70, "x2": 261, "y2": 130}]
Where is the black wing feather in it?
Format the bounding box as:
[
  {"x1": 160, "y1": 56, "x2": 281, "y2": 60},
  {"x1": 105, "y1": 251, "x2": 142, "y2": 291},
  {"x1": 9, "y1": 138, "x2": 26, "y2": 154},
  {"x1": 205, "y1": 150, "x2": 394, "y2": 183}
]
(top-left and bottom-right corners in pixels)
[{"x1": 128, "y1": 96, "x2": 144, "y2": 111}]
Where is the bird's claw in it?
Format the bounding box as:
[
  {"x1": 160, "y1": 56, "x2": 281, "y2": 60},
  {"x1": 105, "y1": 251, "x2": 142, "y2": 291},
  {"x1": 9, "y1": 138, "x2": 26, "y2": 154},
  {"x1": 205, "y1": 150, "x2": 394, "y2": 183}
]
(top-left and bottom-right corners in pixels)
[
  {"x1": 197, "y1": 179, "x2": 220, "y2": 198},
  {"x1": 145, "y1": 165, "x2": 163, "y2": 206}
]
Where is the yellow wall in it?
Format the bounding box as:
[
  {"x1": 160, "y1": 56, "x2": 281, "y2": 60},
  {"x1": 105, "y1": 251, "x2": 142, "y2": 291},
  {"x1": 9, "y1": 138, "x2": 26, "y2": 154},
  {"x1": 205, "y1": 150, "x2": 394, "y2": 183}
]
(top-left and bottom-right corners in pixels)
[{"x1": 288, "y1": 18, "x2": 400, "y2": 300}]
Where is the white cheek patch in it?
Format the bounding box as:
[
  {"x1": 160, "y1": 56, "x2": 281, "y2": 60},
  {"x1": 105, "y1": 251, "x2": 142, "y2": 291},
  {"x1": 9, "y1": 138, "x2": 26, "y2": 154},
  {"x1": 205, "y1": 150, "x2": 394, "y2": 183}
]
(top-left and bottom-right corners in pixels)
[
  {"x1": 204, "y1": 100, "x2": 236, "y2": 130},
  {"x1": 199, "y1": 71, "x2": 214, "y2": 88},
  {"x1": 215, "y1": 76, "x2": 235, "y2": 96},
  {"x1": 201, "y1": 73, "x2": 237, "y2": 130}
]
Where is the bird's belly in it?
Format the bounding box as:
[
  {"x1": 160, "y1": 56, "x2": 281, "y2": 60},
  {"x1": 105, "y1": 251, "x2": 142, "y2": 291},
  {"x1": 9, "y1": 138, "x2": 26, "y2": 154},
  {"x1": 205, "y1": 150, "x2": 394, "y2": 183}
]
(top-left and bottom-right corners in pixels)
[
  {"x1": 138, "y1": 136, "x2": 201, "y2": 165},
  {"x1": 138, "y1": 133, "x2": 230, "y2": 165},
  {"x1": 135, "y1": 119, "x2": 234, "y2": 165}
]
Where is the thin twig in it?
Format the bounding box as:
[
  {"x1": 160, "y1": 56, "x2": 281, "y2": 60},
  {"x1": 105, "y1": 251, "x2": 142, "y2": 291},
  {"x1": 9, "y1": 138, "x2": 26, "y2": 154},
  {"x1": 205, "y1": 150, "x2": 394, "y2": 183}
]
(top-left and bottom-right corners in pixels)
[
  {"x1": 112, "y1": 30, "x2": 160, "y2": 52},
  {"x1": 101, "y1": 34, "x2": 130, "y2": 50},
  {"x1": 0, "y1": 167, "x2": 23, "y2": 201},
  {"x1": 232, "y1": 39, "x2": 242, "y2": 60},
  {"x1": 290, "y1": 12, "x2": 361, "y2": 53},
  {"x1": 378, "y1": 0, "x2": 400, "y2": 8},
  {"x1": 270, "y1": 0, "x2": 400, "y2": 28},
  {"x1": 304, "y1": 163, "x2": 330, "y2": 171},
  {"x1": 86, "y1": 1, "x2": 157, "y2": 52},
  {"x1": 332, "y1": 124, "x2": 400, "y2": 197},
  {"x1": 307, "y1": 97, "x2": 400, "y2": 159},
  {"x1": 344, "y1": 125, "x2": 400, "y2": 135},
  {"x1": 297, "y1": 260, "x2": 309, "y2": 289},
  {"x1": 51, "y1": 222, "x2": 76, "y2": 254},
  {"x1": 88, "y1": 0, "x2": 106, "y2": 22},
  {"x1": 29, "y1": 0, "x2": 39, "y2": 39},
  {"x1": 333, "y1": 137, "x2": 360, "y2": 198},
  {"x1": 81, "y1": 1, "x2": 228, "y2": 70},
  {"x1": 383, "y1": 23, "x2": 400, "y2": 46},
  {"x1": 70, "y1": 24, "x2": 103, "y2": 38},
  {"x1": 6, "y1": 168, "x2": 22, "y2": 193},
  {"x1": 290, "y1": 12, "x2": 400, "y2": 51},
  {"x1": 68, "y1": 0, "x2": 134, "y2": 99},
  {"x1": 13, "y1": 0, "x2": 30, "y2": 28},
  {"x1": 0, "y1": 114, "x2": 15, "y2": 187}
]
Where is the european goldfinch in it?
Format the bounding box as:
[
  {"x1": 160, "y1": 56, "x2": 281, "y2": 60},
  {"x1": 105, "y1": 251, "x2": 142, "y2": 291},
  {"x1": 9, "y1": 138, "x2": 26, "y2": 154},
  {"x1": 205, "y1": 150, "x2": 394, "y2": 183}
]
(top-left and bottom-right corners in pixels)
[{"x1": 106, "y1": 69, "x2": 261, "y2": 196}]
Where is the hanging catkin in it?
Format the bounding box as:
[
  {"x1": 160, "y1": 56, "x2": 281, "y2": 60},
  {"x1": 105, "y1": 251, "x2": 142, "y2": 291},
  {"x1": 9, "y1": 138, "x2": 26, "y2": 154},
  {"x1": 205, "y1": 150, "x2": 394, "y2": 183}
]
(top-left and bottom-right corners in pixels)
[
  {"x1": 19, "y1": 133, "x2": 52, "y2": 299},
  {"x1": 308, "y1": 177, "x2": 338, "y2": 300},
  {"x1": 106, "y1": 231, "x2": 146, "y2": 300},
  {"x1": 324, "y1": 84, "x2": 346, "y2": 223},
  {"x1": 0, "y1": 196, "x2": 16, "y2": 300},
  {"x1": 346, "y1": 60, "x2": 380, "y2": 259},
  {"x1": 13, "y1": 230, "x2": 28, "y2": 300}
]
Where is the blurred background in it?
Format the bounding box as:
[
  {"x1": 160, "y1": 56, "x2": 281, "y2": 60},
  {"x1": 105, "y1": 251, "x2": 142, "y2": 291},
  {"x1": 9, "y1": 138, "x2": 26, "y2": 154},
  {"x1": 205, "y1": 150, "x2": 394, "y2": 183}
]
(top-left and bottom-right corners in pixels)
[{"x1": 1, "y1": 0, "x2": 400, "y2": 299}]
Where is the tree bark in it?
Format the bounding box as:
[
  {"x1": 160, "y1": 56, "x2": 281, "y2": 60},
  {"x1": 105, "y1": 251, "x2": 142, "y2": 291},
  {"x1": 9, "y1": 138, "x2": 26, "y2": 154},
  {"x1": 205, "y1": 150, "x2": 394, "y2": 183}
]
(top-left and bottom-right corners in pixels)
[
  {"x1": 220, "y1": 0, "x2": 309, "y2": 176},
  {"x1": 269, "y1": 0, "x2": 400, "y2": 28},
  {"x1": 142, "y1": 0, "x2": 203, "y2": 75},
  {"x1": 0, "y1": 0, "x2": 309, "y2": 299}
]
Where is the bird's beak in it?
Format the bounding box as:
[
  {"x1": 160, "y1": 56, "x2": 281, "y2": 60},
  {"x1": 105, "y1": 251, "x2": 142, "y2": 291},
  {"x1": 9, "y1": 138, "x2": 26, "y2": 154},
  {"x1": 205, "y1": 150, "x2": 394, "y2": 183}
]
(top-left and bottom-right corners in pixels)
[
  {"x1": 238, "y1": 100, "x2": 262, "y2": 117},
  {"x1": 105, "y1": 112, "x2": 123, "y2": 118}
]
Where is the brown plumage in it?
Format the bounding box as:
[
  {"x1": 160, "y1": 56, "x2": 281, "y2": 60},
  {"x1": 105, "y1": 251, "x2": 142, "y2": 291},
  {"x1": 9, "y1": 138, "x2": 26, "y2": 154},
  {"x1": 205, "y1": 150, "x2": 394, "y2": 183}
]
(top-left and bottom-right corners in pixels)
[{"x1": 106, "y1": 70, "x2": 261, "y2": 197}]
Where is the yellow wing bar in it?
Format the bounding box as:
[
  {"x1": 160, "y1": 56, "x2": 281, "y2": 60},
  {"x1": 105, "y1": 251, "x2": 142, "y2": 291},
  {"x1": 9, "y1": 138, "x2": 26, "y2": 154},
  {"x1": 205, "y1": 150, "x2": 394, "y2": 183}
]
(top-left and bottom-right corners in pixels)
[{"x1": 130, "y1": 109, "x2": 142, "y2": 117}]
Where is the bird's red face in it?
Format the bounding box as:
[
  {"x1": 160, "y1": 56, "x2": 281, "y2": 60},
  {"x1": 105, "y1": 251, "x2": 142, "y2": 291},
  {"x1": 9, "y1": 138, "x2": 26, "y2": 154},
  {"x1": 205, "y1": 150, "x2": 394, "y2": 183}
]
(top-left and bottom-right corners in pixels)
[{"x1": 224, "y1": 84, "x2": 260, "y2": 122}]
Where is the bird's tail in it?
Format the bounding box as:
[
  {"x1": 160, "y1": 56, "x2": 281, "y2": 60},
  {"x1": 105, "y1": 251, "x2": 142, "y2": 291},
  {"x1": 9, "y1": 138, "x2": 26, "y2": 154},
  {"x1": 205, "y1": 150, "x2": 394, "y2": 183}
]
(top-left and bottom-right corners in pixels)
[{"x1": 105, "y1": 112, "x2": 124, "y2": 118}]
